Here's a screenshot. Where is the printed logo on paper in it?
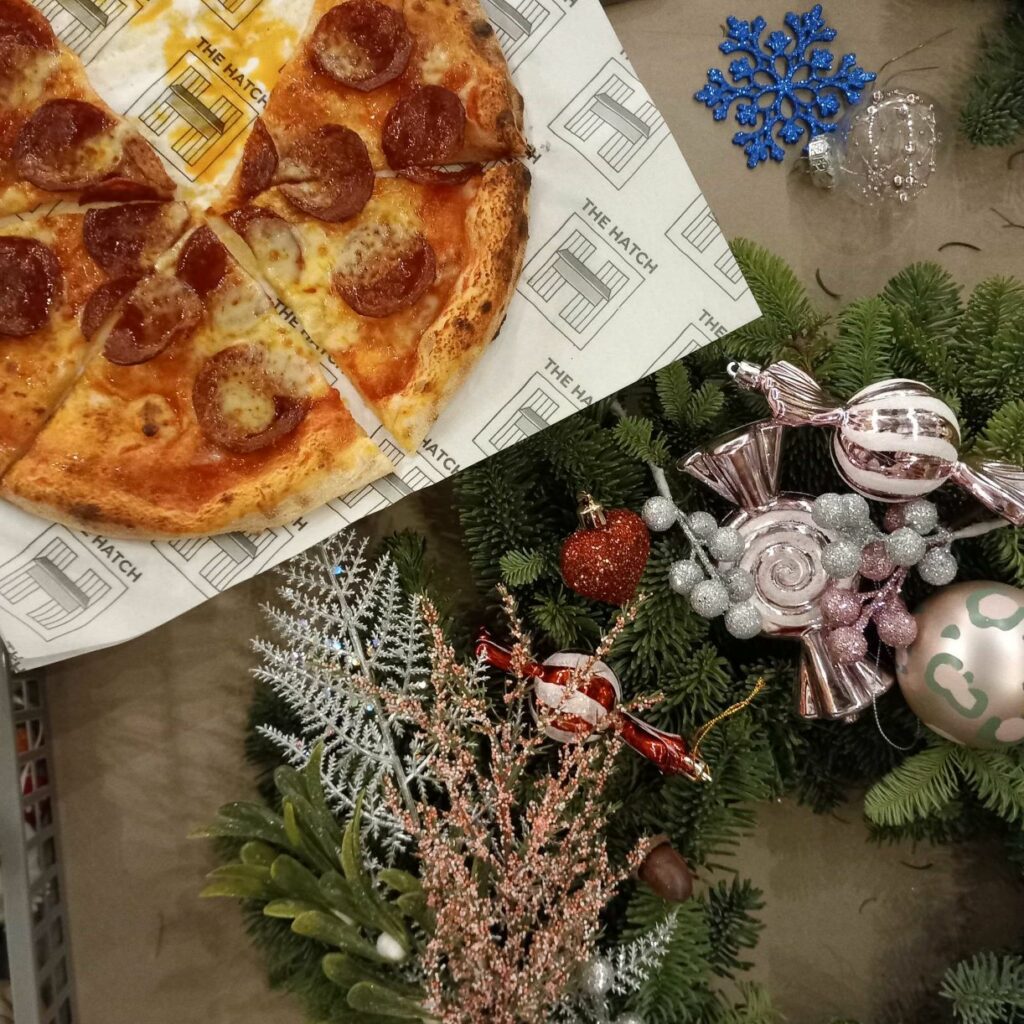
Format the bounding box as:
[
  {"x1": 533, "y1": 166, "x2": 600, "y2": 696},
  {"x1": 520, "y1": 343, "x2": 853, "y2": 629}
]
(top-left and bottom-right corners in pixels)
[
  {"x1": 642, "y1": 322, "x2": 713, "y2": 376},
  {"x1": 481, "y1": 0, "x2": 564, "y2": 71},
  {"x1": 29, "y1": 0, "x2": 142, "y2": 64},
  {"x1": 665, "y1": 196, "x2": 749, "y2": 300},
  {"x1": 153, "y1": 527, "x2": 295, "y2": 598},
  {"x1": 472, "y1": 370, "x2": 584, "y2": 456},
  {"x1": 522, "y1": 213, "x2": 643, "y2": 349},
  {"x1": 0, "y1": 526, "x2": 131, "y2": 641},
  {"x1": 549, "y1": 58, "x2": 669, "y2": 189},
  {"x1": 128, "y1": 47, "x2": 261, "y2": 181},
  {"x1": 199, "y1": 0, "x2": 263, "y2": 30}
]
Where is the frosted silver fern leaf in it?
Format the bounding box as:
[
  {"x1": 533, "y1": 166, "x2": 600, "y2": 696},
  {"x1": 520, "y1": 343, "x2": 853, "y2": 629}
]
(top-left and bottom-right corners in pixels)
[
  {"x1": 549, "y1": 910, "x2": 678, "y2": 1023},
  {"x1": 252, "y1": 532, "x2": 433, "y2": 864}
]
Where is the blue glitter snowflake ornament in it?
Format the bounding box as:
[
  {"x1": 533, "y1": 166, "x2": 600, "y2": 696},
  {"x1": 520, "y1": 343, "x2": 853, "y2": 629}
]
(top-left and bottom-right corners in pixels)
[{"x1": 695, "y1": 4, "x2": 876, "y2": 168}]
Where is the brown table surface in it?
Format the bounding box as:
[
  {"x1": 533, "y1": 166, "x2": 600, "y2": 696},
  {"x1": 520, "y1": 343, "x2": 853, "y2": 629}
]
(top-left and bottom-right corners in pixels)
[{"x1": 47, "y1": 3, "x2": 1024, "y2": 1023}]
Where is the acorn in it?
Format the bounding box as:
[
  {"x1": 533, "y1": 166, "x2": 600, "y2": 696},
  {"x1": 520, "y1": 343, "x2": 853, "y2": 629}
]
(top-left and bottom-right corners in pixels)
[{"x1": 636, "y1": 834, "x2": 693, "y2": 902}]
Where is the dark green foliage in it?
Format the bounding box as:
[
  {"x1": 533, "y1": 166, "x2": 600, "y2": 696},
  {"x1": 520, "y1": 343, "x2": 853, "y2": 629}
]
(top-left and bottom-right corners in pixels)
[
  {"x1": 961, "y1": 1, "x2": 1024, "y2": 147},
  {"x1": 453, "y1": 239, "x2": 1024, "y2": 1018}
]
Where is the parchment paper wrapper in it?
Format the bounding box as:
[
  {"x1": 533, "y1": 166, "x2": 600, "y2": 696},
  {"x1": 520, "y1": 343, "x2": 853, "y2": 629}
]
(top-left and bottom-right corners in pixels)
[{"x1": 0, "y1": 0, "x2": 759, "y2": 668}]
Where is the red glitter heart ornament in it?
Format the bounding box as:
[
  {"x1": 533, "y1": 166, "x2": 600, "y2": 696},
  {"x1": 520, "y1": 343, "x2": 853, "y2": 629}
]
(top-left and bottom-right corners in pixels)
[{"x1": 560, "y1": 494, "x2": 650, "y2": 605}]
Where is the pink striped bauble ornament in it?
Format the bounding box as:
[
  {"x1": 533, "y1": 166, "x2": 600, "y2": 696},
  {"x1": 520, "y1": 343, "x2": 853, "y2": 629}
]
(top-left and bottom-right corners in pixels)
[
  {"x1": 729, "y1": 360, "x2": 1024, "y2": 523},
  {"x1": 832, "y1": 379, "x2": 959, "y2": 502}
]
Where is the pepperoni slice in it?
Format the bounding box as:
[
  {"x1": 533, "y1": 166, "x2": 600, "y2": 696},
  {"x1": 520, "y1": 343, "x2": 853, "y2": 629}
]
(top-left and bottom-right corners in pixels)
[
  {"x1": 311, "y1": 0, "x2": 412, "y2": 92},
  {"x1": 398, "y1": 164, "x2": 482, "y2": 186},
  {"x1": 78, "y1": 137, "x2": 176, "y2": 204},
  {"x1": 0, "y1": 0, "x2": 56, "y2": 50},
  {"x1": 80, "y1": 274, "x2": 141, "y2": 341},
  {"x1": 382, "y1": 86, "x2": 466, "y2": 169},
  {"x1": 0, "y1": 236, "x2": 61, "y2": 337},
  {"x1": 193, "y1": 344, "x2": 310, "y2": 453},
  {"x1": 14, "y1": 100, "x2": 118, "y2": 190},
  {"x1": 333, "y1": 225, "x2": 435, "y2": 318},
  {"x1": 237, "y1": 119, "x2": 278, "y2": 199},
  {"x1": 176, "y1": 225, "x2": 228, "y2": 297},
  {"x1": 103, "y1": 274, "x2": 203, "y2": 365},
  {"x1": 278, "y1": 124, "x2": 373, "y2": 222},
  {"x1": 84, "y1": 202, "x2": 190, "y2": 276},
  {"x1": 224, "y1": 206, "x2": 303, "y2": 285}
]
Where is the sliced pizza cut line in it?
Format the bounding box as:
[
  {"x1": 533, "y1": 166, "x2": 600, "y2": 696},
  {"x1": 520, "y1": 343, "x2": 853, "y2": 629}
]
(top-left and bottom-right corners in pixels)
[
  {"x1": 216, "y1": 159, "x2": 529, "y2": 452},
  {"x1": 0, "y1": 0, "x2": 176, "y2": 217},
  {"x1": 1, "y1": 221, "x2": 395, "y2": 538},
  {"x1": 0, "y1": 212, "x2": 108, "y2": 475},
  {"x1": 220, "y1": 0, "x2": 526, "y2": 212}
]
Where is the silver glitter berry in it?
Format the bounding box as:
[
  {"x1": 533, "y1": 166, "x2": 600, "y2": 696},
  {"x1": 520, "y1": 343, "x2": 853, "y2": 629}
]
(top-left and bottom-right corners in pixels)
[
  {"x1": 902, "y1": 499, "x2": 939, "y2": 535},
  {"x1": 580, "y1": 957, "x2": 615, "y2": 998},
  {"x1": 723, "y1": 566, "x2": 755, "y2": 602},
  {"x1": 689, "y1": 578, "x2": 730, "y2": 618},
  {"x1": 687, "y1": 511, "x2": 718, "y2": 539},
  {"x1": 725, "y1": 601, "x2": 763, "y2": 639},
  {"x1": 642, "y1": 496, "x2": 677, "y2": 532},
  {"x1": 821, "y1": 539, "x2": 862, "y2": 578},
  {"x1": 669, "y1": 559, "x2": 704, "y2": 595},
  {"x1": 840, "y1": 493, "x2": 871, "y2": 525},
  {"x1": 917, "y1": 546, "x2": 958, "y2": 586},
  {"x1": 707, "y1": 526, "x2": 744, "y2": 562},
  {"x1": 885, "y1": 527, "x2": 927, "y2": 567},
  {"x1": 811, "y1": 493, "x2": 846, "y2": 531}
]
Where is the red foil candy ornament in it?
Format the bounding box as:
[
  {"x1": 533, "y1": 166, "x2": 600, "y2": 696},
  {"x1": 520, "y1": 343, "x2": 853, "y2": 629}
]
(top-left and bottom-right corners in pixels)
[
  {"x1": 475, "y1": 633, "x2": 766, "y2": 784},
  {"x1": 560, "y1": 493, "x2": 650, "y2": 605}
]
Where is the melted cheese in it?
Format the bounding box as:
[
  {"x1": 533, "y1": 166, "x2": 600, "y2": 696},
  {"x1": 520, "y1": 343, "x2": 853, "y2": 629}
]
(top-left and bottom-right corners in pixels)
[
  {"x1": 3, "y1": 50, "x2": 60, "y2": 108},
  {"x1": 419, "y1": 44, "x2": 449, "y2": 85}
]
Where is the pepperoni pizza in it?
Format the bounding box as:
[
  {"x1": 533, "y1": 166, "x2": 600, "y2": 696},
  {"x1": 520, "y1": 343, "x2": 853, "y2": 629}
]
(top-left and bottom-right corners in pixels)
[
  {"x1": 0, "y1": 0, "x2": 174, "y2": 214},
  {"x1": 2, "y1": 223, "x2": 393, "y2": 536},
  {"x1": 216, "y1": 0, "x2": 530, "y2": 450},
  {"x1": 0, "y1": 0, "x2": 529, "y2": 537}
]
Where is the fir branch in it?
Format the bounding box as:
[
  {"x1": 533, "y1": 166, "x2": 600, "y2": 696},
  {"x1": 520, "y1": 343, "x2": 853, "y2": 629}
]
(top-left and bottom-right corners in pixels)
[
  {"x1": 863, "y1": 744, "x2": 961, "y2": 827},
  {"x1": 500, "y1": 548, "x2": 556, "y2": 587},
  {"x1": 940, "y1": 952, "x2": 1024, "y2": 1024},
  {"x1": 613, "y1": 415, "x2": 673, "y2": 468},
  {"x1": 821, "y1": 297, "x2": 894, "y2": 397}
]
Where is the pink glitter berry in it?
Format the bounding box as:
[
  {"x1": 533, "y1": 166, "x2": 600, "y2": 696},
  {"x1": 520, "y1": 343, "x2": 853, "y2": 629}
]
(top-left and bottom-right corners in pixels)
[
  {"x1": 874, "y1": 599, "x2": 918, "y2": 648},
  {"x1": 860, "y1": 540, "x2": 896, "y2": 582},
  {"x1": 821, "y1": 584, "x2": 862, "y2": 627},
  {"x1": 825, "y1": 625, "x2": 868, "y2": 664}
]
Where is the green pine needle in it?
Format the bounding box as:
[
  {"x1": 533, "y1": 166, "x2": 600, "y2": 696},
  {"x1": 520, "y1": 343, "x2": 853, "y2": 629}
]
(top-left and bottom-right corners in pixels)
[{"x1": 940, "y1": 952, "x2": 1024, "y2": 1024}]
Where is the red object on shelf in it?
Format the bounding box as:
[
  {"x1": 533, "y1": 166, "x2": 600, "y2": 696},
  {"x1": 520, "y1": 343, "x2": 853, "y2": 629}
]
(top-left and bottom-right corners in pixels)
[{"x1": 475, "y1": 632, "x2": 711, "y2": 782}]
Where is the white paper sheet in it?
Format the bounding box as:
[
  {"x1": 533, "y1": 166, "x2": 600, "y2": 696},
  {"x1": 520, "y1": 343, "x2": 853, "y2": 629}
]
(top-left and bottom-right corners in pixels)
[{"x1": 0, "y1": 0, "x2": 760, "y2": 668}]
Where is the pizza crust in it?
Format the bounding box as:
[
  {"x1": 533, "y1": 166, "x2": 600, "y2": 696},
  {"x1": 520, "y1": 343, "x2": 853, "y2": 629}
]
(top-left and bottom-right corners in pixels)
[
  {"x1": 1, "y1": 411, "x2": 394, "y2": 538},
  {"x1": 380, "y1": 159, "x2": 530, "y2": 450}
]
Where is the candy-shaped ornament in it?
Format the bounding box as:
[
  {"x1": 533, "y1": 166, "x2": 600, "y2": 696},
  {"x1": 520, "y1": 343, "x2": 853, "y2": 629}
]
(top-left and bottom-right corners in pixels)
[
  {"x1": 729, "y1": 361, "x2": 1024, "y2": 525},
  {"x1": 473, "y1": 633, "x2": 763, "y2": 783},
  {"x1": 680, "y1": 419, "x2": 893, "y2": 721},
  {"x1": 897, "y1": 581, "x2": 1024, "y2": 749}
]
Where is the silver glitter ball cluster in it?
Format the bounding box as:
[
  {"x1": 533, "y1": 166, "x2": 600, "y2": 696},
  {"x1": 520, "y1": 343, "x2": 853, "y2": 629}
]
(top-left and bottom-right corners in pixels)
[
  {"x1": 654, "y1": 495, "x2": 762, "y2": 638},
  {"x1": 816, "y1": 493, "x2": 958, "y2": 586}
]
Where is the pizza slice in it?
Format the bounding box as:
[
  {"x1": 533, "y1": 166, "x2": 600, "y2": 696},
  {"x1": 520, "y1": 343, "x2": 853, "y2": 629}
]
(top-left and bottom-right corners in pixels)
[
  {"x1": 2, "y1": 223, "x2": 394, "y2": 537},
  {"x1": 217, "y1": 161, "x2": 530, "y2": 451},
  {"x1": 0, "y1": 0, "x2": 175, "y2": 215},
  {"x1": 221, "y1": 0, "x2": 525, "y2": 202},
  {"x1": 0, "y1": 202, "x2": 191, "y2": 474}
]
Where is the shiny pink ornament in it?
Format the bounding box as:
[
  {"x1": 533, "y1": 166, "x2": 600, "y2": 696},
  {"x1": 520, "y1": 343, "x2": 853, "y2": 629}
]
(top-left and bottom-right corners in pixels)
[
  {"x1": 821, "y1": 584, "x2": 862, "y2": 626},
  {"x1": 883, "y1": 504, "x2": 905, "y2": 533},
  {"x1": 826, "y1": 625, "x2": 868, "y2": 664},
  {"x1": 874, "y1": 599, "x2": 918, "y2": 647},
  {"x1": 860, "y1": 540, "x2": 896, "y2": 582}
]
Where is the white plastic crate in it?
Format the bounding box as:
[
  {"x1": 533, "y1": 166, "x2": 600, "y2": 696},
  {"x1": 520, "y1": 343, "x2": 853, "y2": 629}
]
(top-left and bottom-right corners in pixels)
[{"x1": 0, "y1": 650, "x2": 76, "y2": 1023}]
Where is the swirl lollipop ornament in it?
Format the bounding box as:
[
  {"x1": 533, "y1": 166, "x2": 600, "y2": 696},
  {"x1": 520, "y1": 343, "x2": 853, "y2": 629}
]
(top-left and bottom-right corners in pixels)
[
  {"x1": 727, "y1": 360, "x2": 1024, "y2": 524},
  {"x1": 677, "y1": 419, "x2": 894, "y2": 721}
]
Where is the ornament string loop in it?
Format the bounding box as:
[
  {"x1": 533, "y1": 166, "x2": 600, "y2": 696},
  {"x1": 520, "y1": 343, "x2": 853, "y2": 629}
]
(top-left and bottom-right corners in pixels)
[{"x1": 690, "y1": 676, "x2": 766, "y2": 761}]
